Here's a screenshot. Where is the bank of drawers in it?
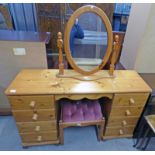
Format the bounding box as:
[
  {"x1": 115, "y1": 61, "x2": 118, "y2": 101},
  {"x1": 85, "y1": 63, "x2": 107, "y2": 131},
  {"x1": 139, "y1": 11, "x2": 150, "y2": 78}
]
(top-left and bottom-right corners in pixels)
[
  {"x1": 104, "y1": 93, "x2": 149, "y2": 139},
  {"x1": 8, "y1": 95, "x2": 58, "y2": 146}
]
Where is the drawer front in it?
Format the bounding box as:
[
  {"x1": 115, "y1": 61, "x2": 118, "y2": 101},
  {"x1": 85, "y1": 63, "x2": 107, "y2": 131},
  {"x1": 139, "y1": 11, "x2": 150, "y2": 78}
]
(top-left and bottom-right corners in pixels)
[
  {"x1": 110, "y1": 106, "x2": 144, "y2": 117},
  {"x1": 13, "y1": 109, "x2": 55, "y2": 122},
  {"x1": 8, "y1": 95, "x2": 55, "y2": 110},
  {"x1": 105, "y1": 126, "x2": 135, "y2": 137},
  {"x1": 113, "y1": 93, "x2": 149, "y2": 106},
  {"x1": 17, "y1": 121, "x2": 57, "y2": 133},
  {"x1": 20, "y1": 131, "x2": 58, "y2": 143},
  {"x1": 107, "y1": 117, "x2": 139, "y2": 127}
]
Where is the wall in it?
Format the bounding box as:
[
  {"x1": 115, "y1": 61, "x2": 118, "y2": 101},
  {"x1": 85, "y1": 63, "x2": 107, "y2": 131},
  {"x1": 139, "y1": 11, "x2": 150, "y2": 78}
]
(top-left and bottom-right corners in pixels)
[
  {"x1": 120, "y1": 3, "x2": 155, "y2": 73},
  {"x1": 135, "y1": 4, "x2": 155, "y2": 73},
  {"x1": 0, "y1": 41, "x2": 47, "y2": 111}
]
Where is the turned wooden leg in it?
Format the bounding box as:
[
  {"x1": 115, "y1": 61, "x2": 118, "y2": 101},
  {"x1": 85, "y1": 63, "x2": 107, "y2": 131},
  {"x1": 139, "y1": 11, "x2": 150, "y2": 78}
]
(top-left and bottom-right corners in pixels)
[
  {"x1": 59, "y1": 122, "x2": 64, "y2": 145},
  {"x1": 99, "y1": 120, "x2": 105, "y2": 141},
  {"x1": 97, "y1": 121, "x2": 104, "y2": 141}
]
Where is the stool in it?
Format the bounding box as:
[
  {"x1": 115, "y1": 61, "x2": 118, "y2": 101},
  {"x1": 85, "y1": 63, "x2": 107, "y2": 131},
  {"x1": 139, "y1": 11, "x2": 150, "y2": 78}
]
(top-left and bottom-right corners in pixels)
[
  {"x1": 133, "y1": 115, "x2": 155, "y2": 150},
  {"x1": 59, "y1": 98, "x2": 105, "y2": 144}
]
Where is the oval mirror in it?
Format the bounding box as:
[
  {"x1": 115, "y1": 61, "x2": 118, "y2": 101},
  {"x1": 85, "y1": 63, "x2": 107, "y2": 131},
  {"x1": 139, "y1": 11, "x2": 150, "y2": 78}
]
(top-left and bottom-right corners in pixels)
[{"x1": 64, "y1": 5, "x2": 113, "y2": 76}]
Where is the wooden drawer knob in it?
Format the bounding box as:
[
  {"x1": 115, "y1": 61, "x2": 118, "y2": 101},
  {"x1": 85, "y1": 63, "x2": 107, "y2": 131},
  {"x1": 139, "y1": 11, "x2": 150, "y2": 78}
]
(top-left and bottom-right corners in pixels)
[
  {"x1": 17, "y1": 99, "x2": 23, "y2": 102},
  {"x1": 122, "y1": 120, "x2": 127, "y2": 126},
  {"x1": 37, "y1": 136, "x2": 42, "y2": 142},
  {"x1": 76, "y1": 123, "x2": 81, "y2": 126},
  {"x1": 119, "y1": 129, "x2": 124, "y2": 135},
  {"x1": 30, "y1": 101, "x2": 36, "y2": 108},
  {"x1": 129, "y1": 98, "x2": 135, "y2": 105},
  {"x1": 125, "y1": 110, "x2": 131, "y2": 116},
  {"x1": 32, "y1": 114, "x2": 38, "y2": 121},
  {"x1": 35, "y1": 125, "x2": 40, "y2": 131}
]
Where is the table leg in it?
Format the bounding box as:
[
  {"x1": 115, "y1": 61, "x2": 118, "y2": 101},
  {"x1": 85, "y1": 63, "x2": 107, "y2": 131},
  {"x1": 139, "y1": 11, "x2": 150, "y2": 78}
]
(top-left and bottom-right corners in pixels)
[
  {"x1": 133, "y1": 122, "x2": 147, "y2": 147},
  {"x1": 137, "y1": 127, "x2": 151, "y2": 150},
  {"x1": 142, "y1": 131, "x2": 152, "y2": 150}
]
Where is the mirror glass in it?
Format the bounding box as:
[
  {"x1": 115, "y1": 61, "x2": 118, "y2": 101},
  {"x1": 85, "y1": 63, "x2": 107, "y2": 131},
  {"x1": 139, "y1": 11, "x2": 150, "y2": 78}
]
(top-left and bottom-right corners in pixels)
[{"x1": 70, "y1": 12, "x2": 108, "y2": 71}]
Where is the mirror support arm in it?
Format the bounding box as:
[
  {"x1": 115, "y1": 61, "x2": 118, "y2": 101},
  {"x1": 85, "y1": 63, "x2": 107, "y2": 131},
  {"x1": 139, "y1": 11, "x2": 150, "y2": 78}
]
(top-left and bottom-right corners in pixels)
[
  {"x1": 57, "y1": 32, "x2": 64, "y2": 75},
  {"x1": 109, "y1": 35, "x2": 119, "y2": 76}
]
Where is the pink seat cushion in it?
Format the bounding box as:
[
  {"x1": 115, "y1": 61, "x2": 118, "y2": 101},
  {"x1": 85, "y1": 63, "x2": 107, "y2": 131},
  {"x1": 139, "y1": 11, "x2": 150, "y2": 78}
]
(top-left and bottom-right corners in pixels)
[{"x1": 60, "y1": 99, "x2": 103, "y2": 122}]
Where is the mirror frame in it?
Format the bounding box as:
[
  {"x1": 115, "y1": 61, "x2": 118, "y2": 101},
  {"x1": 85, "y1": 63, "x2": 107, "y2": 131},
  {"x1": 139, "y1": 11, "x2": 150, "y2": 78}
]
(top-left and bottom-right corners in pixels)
[{"x1": 64, "y1": 5, "x2": 113, "y2": 76}]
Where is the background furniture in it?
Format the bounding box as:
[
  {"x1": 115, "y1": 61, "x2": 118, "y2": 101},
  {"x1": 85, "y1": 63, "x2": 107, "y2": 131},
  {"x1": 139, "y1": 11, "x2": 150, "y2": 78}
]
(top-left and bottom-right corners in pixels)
[
  {"x1": 113, "y1": 4, "x2": 131, "y2": 32},
  {"x1": 0, "y1": 30, "x2": 50, "y2": 115},
  {"x1": 0, "y1": 4, "x2": 13, "y2": 30},
  {"x1": 59, "y1": 99, "x2": 105, "y2": 144},
  {"x1": 133, "y1": 73, "x2": 155, "y2": 149},
  {"x1": 5, "y1": 69, "x2": 151, "y2": 147},
  {"x1": 36, "y1": 3, "x2": 114, "y2": 51},
  {"x1": 8, "y1": 3, "x2": 37, "y2": 31},
  {"x1": 133, "y1": 115, "x2": 155, "y2": 150}
]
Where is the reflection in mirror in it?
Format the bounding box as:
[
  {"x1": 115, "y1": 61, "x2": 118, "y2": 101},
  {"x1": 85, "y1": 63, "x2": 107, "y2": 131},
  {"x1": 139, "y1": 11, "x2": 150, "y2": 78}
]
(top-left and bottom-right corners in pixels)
[{"x1": 70, "y1": 12, "x2": 108, "y2": 71}]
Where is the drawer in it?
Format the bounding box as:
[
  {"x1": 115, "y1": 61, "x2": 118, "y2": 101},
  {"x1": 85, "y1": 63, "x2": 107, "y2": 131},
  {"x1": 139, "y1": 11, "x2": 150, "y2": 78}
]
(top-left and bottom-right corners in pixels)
[
  {"x1": 110, "y1": 106, "x2": 144, "y2": 117},
  {"x1": 20, "y1": 131, "x2": 58, "y2": 143},
  {"x1": 8, "y1": 95, "x2": 55, "y2": 110},
  {"x1": 107, "y1": 117, "x2": 139, "y2": 127},
  {"x1": 105, "y1": 126, "x2": 135, "y2": 137},
  {"x1": 113, "y1": 93, "x2": 149, "y2": 106},
  {"x1": 17, "y1": 121, "x2": 57, "y2": 133},
  {"x1": 13, "y1": 109, "x2": 56, "y2": 122}
]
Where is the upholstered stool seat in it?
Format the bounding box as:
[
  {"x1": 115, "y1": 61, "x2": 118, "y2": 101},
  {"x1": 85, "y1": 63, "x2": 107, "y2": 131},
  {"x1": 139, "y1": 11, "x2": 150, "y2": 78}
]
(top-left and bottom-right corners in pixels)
[
  {"x1": 59, "y1": 99, "x2": 105, "y2": 144},
  {"x1": 62, "y1": 99, "x2": 103, "y2": 122}
]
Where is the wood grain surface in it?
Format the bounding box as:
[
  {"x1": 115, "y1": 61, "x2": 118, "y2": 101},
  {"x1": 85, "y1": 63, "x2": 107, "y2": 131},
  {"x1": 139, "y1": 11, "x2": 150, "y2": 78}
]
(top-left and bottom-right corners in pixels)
[{"x1": 5, "y1": 69, "x2": 152, "y2": 95}]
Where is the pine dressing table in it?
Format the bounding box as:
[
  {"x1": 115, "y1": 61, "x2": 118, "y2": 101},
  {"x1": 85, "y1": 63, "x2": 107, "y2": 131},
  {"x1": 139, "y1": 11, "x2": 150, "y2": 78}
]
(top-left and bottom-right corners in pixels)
[
  {"x1": 5, "y1": 69, "x2": 151, "y2": 146},
  {"x1": 5, "y1": 5, "x2": 151, "y2": 147}
]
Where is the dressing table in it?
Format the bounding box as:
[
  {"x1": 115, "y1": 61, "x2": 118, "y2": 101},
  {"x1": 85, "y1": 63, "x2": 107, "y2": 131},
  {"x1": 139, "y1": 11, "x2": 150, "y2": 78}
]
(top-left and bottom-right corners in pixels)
[{"x1": 5, "y1": 5, "x2": 151, "y2": 147}]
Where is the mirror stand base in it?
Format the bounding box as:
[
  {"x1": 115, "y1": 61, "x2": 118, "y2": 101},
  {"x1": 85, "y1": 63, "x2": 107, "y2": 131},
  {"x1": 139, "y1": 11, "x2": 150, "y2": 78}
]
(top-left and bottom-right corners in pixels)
[{"x1": 56, "y1": 70, "x2": 116, "y2": 81}]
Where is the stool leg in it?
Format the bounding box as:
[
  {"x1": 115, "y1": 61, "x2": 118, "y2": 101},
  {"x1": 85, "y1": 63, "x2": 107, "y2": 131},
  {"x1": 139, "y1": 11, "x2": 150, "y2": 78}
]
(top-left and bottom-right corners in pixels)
[
  {"x1": 137, "y1": 127, "x2": 151, "y2": 150},
  {"x1": 59, "y1": 123, "x2": 64, "y2": 145},
  {"x1": 100, "y1": 122, "x2": 104, "y2": 141},
  {"x1": 97, "y1": 121, "x2": 104, "y2": 141}
]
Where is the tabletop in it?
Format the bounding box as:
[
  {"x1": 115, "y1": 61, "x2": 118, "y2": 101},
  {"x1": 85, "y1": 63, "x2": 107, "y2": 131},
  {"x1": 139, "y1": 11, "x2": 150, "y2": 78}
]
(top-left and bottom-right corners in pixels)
[{"x1": 5, "y1": 69, "x2": 152, "y2": 96}]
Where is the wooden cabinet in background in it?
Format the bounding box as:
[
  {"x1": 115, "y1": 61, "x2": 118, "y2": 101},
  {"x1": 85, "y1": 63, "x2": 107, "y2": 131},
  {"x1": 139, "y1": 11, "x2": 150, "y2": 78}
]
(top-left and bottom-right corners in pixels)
[{"x1": 35, "y1": 3, "x2": 114, "y2": 51}]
